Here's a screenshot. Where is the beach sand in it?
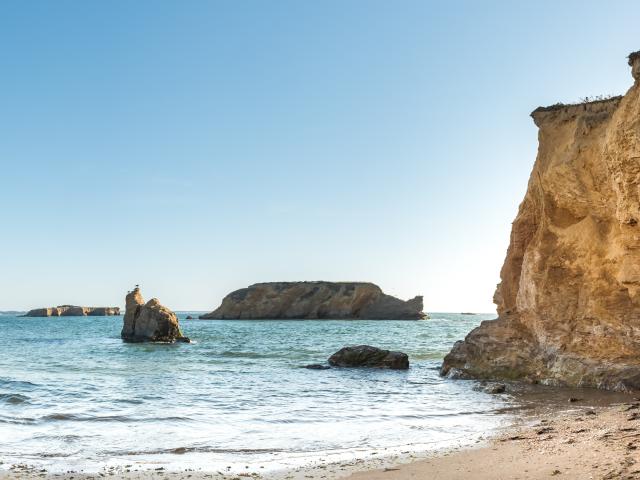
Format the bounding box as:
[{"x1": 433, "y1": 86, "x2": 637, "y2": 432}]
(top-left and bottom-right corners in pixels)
[
  {"x1": 350, "y1": 401, "x2": 640, "y2": 480},
  {"x1": 3, "y1": 401, "x2": 640, "y2": 480}
]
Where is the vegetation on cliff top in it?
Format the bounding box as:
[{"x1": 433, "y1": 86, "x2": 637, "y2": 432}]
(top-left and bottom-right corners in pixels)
[{"x1": 531, "y1": 94, "x2": 622, "y2": 115}]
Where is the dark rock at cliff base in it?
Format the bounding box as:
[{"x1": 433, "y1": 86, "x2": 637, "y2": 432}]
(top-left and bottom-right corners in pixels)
[
  {"x1": 484, "y1": 383, "x2": 506, "y2": 394},
  {"x1": 121, "y1": 288, "x2": 190, "y2": 343},
  {"x1": 24, "y1": 306, "x2": 120, "y2": 317},
  {"x1": 199, "y1": 281, "x2": 426, "y2": 320},
  {"x1": 328, "y1": 345, "x2": 409, "y2": 370}
]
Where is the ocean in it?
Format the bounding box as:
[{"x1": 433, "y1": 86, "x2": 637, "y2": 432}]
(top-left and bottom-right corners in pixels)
[{"x1": 0, "y1": 313, "x2": 513, "y2": 475}]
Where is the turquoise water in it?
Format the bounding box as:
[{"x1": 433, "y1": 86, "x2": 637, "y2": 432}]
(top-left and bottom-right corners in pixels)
[{"x1": 0, "y1": 313, "x2": 508, "y2": 474}]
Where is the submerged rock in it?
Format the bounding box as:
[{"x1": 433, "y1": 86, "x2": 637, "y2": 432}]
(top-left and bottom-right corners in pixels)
[
  {"x1": 303, "y1": 364, "x2": 331, "y2": 370},
  {"x1": 199, "y1": 281, "x2": 426, "y2": 320},
  {"x1": 121, "y1": 288, "x2": 190, "y2": 343},
  {"x1": 328, "y1": 345, "x2": 409, "y2": 370},
  {"x1": 24, "y1": 306, "x2": 120, "y2": 317},
  {"x1": 441, "y1": 51, "x2": 640, "y2": 391}
]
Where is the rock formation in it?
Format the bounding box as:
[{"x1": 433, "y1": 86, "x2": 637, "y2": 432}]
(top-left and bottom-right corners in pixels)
[
  {"x1": 442, "y1": 51, "x2": 640, "y2": 391},
  {"x1": 199, "y1": 281, "x2": 426, "y2": 320},
  {"x1": 121, "y1": 288, "x2": 190, "y2": 343},
  {"x1": 328, "y1": 345, "x2": 409, "y2": 370},
  {"x1": 24, "y1": 306, "x2": 120, "y2": 317}
]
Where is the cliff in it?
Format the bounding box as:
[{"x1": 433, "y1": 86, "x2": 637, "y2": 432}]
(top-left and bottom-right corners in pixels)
[
  {"x1": 121, "y1": 288, "x2": 189, "y2": 343},
  {"x1": 441, "y1": 51, "x2": 640, "y2": 391},
  {"x1": 200, "y1": 281, "x2": 426, "y2": 320},
  {"x1": 24, "y1": 306, "x2": 120, "y2": 317}
]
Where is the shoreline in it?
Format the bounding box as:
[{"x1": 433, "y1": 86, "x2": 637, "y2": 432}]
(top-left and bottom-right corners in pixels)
[
  {"x1": 4, "y1": 396, "x2": 640, "y2": 480},
  {"x1": 348, "y1": 400, "x2": 640, "y2": 479}
]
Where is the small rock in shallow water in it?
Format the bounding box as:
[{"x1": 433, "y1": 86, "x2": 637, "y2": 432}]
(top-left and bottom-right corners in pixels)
[
  {"x1": 303, "y1": 364, "x2": 331, "y2": 370},
  {"x1": 484, "y1": 383, "x2": 506, "y2": 394}
]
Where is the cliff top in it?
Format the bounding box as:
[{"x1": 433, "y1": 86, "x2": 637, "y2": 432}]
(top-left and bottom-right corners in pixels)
[
  {"x1": 531, "y1": 95, "x2": 622, "y2": 115},
  {"x1": 530, "y1": 50, "x2": 640, "y2": 123},
  {"x1": 530, "y1": 96, "x2": 623, "y2": 127},
  {"x1": 249, "y1": 281, "x2": 378, "y2": 287}
]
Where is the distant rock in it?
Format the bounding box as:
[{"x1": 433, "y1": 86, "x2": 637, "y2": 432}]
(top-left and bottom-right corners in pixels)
[
  {"x1": 199, "y1": 281, "x2": 426, "y2": 320},
  {"x1": 185, "y1": 315, "x2": 194, "y2": 319},
  {"x1": 121, "y1": 288, "x2": 190, "y2": 343},
  {"x1": 24, "y1": 306, "x2": 120, "y2": 317},
  {"x1": 328, "y1": 345, "x2": 409, "y2": 370}
]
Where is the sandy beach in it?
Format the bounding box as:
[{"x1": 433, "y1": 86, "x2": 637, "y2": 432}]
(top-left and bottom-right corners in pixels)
[
  {"x1": 3, "y1": 399, "x2": 640, "y2": 480},
  {"x1": 351, "y1": 402, "x2": 640, "y2": 480}
]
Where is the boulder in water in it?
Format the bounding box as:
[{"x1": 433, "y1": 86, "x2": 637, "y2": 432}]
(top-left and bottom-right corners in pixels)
[{"x1": 328, "y1": 345, "x2": 409, "y2": 370}]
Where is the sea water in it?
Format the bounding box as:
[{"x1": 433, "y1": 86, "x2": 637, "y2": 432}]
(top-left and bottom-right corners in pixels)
[{"x1": 0, "y1": 313, "x2": 510, "y2": 474}]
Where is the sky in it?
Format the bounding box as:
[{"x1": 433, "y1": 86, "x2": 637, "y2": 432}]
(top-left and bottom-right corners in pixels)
[{"x1": 1, "y1": 0, "x2": 639, "y2": 313}]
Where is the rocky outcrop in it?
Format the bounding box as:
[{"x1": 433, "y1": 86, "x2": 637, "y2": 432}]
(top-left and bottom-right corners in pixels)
[
  {"x1": 24, "y1": 306, "x2": 120, "y2": 317},
  {"x1": 199, "y1": 281, "x2": 426, "y2": 320},
  {"x1": 121, "y1": 288, "x2": 189, "y2": 343},
  {"x1": 328, "y1": 345, "x2": 409, "y2": 370},
  {"x1": 442, "y1": 51, "x2": 640, "y2": 391}
]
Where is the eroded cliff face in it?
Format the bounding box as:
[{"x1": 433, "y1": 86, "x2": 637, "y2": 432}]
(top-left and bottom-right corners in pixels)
[
  {"x1": 442, "y1": 53, "x2": 640, "y2": 391},
  {"x1": 199, "y1": 281, "x2": 426, "y2": 320}
]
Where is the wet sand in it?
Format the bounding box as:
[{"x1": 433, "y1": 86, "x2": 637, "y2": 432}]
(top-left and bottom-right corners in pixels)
[
  {"x1": 3, "y1": 395, "x2": 640, "y2": 480},
  {"x1": 350, "y1": 401, "x2": 640, "y2": 479}
]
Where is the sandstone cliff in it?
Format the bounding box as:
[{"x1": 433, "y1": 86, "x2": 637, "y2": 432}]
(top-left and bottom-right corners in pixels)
[
  {"x1": 24, "y1": 306, "x2": 120, "y2": 317},
  {"x1": 442, "y1": 51, "x2": 640, "y2": 391},
  {"x1": 200, "y1": 282, "x2": 426, "y2": 320},
  {"x1": 121, "y1": 288, "x2": 189, "y2": 343}
]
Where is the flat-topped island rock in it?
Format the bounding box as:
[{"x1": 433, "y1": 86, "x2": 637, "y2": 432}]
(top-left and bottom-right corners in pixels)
[
  {"x1": 199, "y1": 281, "x2": 426, "y2": 320},
  {"x1": 24, "y1": 306, "x2": 120, "y2": 317},
  {"x1": 121, "y1": 288, "x2": 190, "y2": 343}
]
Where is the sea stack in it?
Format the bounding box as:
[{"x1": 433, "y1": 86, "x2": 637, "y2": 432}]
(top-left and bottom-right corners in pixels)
[
  {"x1": 199, "y1": 281, "x2": 426, "y2": 320},
  {"x1": 442, "y1": 51, "x2": 640, "y2": 391},
  {"x1": 121, "y1": 288, "x2": 189, "y2": 343}
]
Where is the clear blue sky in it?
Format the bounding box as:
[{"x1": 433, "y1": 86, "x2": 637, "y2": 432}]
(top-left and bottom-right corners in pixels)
[{"x1": 2, "y1": 0, "x2": 639, "y2": 312}]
